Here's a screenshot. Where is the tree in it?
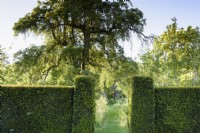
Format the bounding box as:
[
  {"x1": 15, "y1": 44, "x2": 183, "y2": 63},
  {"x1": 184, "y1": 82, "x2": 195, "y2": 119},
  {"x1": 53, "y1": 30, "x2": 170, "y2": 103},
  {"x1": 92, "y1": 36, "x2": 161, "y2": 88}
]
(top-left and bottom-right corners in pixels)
[
  {"x1": 0, "y1": 45, "x2": 8, "y2": 84},
  {"x1": 140, "y1": 18, "x2": 200, "y2": 86},
  {"x1": 8, "y1": 44, "x2": 72, "y2": 84},
  {"x1": 98, "y1": 57, "x2": 138, "y2": 99},
  {"x1": 0, "y1": 45, "x2": 3, "y2": 83},
  {"x1": 13, "y1": 0, "x2": 147, "y2": 70}
]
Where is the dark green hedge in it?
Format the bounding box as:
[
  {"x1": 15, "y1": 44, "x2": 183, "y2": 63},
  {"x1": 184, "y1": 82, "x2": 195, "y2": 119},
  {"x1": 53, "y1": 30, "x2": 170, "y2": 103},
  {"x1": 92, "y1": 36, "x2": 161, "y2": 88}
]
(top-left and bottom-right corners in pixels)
[
  {"x1": 1, "y1": 85, "x2": 74, "y2": 133},
  {"x1": 72, "y1": 76, "x2": 95, "y2": 133},
  {"x1": 130, "y1": 77, "x2": 200, "y2": 133},
  {"x1": 155, "y1": 87, "x2": 200, "y2": 133},
  {"x1": 130, "y1": 76, "x2": 155, "y2": 133}
]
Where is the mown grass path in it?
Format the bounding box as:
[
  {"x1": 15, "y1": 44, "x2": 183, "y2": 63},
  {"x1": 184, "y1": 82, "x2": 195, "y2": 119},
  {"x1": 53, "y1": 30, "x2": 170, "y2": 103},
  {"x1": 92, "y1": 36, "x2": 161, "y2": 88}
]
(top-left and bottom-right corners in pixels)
[{"x1": 95, "y1": 99, "x2": 128, "y2": 133}]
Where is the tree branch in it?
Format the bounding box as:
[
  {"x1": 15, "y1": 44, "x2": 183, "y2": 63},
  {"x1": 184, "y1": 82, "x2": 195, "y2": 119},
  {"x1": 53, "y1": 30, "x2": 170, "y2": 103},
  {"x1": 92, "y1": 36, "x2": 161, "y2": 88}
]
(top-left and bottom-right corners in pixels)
[{"x1": 41, "y1": 56, "x2": 61, "y2": 81}]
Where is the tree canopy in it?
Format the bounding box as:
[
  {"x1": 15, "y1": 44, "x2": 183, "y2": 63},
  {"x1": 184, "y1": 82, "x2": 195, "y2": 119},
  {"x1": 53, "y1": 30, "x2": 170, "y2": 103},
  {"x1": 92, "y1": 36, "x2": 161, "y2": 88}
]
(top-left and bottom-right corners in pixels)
[
  {"x1": 0, "y1": 45, "x2": 3, "y2": 83},
  {"x1": 13, "y1": 0, "x2": 147, "y2": 70},
  {"x1": 0, "y1": 44, "x2": 7, "y2": 83},
  {"x1": 140, "y1": 18, "x2": 200, "y2": 86}
]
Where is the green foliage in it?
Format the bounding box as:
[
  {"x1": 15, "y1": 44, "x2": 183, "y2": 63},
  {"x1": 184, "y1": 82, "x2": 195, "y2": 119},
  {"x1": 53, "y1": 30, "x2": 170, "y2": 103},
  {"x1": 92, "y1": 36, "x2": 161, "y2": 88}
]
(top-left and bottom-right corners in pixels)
[
  {"x1": 129, "y1": 76, "x2": 154, "y2": 133},
  {"x1": 95, "y1": 95, "x2": 108, "y2": 127},
  {"x1": 72, "y1": 76, "x2": 96, "y2": 133},
  {"x1": 14, "y1": 45, "x2": 45, "y2": 70},
  {"x1": 1, "y1": 85, "x2": 74, "y2": 133},
  {"x1": 140, "y1": 18, "x2": 200, "y2": 86},
  {"x1": 3, "y1": 44, "x2": 80, "y2": 85},
  {"x1": 0, "y1": 46, "x2": 3, "y2": 83},
  {"x1": 155, "y1": 87, "x2": 200, "y2": 133},
  {"x1": 98, "y1": 57, "x2": 139, "y2": 99},
  {"x1": 0, "y1": 45, "x2": 7, "y2": 84},
  {"x1": 1, "y1": 76, "x2": 97, "y2": 132},
  {"x1": 13, "y1": 0, "x2": 146, "y2": 69},
  {"x1": 130, "y1": 77, "x2": 200, "y2": 133}
]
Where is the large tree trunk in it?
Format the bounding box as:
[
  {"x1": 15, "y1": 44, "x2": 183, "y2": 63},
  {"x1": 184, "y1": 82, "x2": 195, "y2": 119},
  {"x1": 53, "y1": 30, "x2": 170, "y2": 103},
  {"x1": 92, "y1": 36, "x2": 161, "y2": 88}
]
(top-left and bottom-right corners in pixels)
[{"x1": 81, "y1": 31, "x2": 91, "y2": 70}]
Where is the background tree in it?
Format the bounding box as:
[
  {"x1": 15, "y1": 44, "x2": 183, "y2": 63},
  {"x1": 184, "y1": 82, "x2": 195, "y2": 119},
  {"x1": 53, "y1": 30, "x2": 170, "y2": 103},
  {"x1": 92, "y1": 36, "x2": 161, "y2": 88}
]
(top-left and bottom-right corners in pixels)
[
  {"x1": 13, "y1": 0, "x2": 148, "y2": 71},
  {"x1": 98, "y1": 57, "x2": 138, "y2": 99},
  {"x1": 2, "y1": 43, "x2": 78, "y2": 85},
  {"x1": 140, "y1": 18, "x2": 200, "y2": 86},
  {"x1": 0, "y1": 45, "x2": 8, "y2": 84},
  {"x1": 7, "y1": 43, "x2": 138, "y2": 96},
  {"x1": 0, "y1": 44, "x2": 3, "y2": 83}
]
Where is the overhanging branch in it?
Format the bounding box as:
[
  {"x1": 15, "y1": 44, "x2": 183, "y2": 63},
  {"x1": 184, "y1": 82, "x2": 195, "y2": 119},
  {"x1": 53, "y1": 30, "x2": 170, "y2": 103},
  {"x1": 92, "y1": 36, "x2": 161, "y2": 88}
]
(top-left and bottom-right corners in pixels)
[{"x1": 41, "y1": 56, "x2": 61, "y2": 81}]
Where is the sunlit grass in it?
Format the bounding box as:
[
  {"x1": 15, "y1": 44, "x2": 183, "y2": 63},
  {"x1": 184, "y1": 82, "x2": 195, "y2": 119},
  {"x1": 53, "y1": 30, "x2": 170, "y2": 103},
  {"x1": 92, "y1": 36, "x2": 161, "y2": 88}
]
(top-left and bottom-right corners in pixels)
[{"x1": 95, "y1": 98, "x2": 128, "y2": 133}]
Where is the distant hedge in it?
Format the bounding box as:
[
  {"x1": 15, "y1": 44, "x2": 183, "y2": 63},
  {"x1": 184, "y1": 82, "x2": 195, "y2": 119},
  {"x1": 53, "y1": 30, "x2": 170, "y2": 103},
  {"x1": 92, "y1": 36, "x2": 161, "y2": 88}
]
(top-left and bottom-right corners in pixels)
[
  {"x1": 129, "y1": 76, "x2": 155, "y2": 133},
  {"x1": 1, "y1": 85, "x2": 74, "y2": 133},
  {"x1": 155, "y1": 87, "x2": 200, "y2": 133},
  {"x1": 72, "y1": 76, "x2": 95, "y2": 133}
]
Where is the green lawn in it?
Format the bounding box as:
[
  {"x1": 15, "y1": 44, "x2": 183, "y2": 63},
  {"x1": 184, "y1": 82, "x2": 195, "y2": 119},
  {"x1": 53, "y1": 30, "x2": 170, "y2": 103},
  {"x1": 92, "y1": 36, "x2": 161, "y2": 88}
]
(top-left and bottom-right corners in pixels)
[{"x1": 95, "y1": 99, "x2": 128, "y2": 133}]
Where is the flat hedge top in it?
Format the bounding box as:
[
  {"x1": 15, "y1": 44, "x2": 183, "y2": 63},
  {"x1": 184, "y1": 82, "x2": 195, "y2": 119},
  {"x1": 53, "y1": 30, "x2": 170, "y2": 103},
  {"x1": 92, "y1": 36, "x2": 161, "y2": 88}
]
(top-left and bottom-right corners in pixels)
[
  {"x1": 155, "y1": 87, "x2": 200, "y2": 90},
  {"x1": 0, "y1": 85, "x2": 74, "y2": 89}
]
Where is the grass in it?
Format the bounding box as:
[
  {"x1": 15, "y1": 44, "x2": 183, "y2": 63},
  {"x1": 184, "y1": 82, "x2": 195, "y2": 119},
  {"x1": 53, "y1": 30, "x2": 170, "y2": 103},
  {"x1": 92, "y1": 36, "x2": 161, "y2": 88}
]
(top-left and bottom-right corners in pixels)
[{"x1": 95, "y1": 98, "x2": 128, "y2": 133}]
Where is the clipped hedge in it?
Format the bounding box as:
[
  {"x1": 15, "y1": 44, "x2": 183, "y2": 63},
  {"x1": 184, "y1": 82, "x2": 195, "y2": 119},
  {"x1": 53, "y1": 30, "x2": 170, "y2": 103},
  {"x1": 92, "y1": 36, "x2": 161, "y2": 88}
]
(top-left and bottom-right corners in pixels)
[
  {"x1": 155, "y1": 87, "x2": 200, "y2": 133},
  {"x1": 129, "y1": 76, "x2": 155, "y2": 133},
  {"x1": 1, "y1": 85, "x2": 74, "y2": 133},
  {"x1": 72, "y1": 76, "x2": 95, "y2": 133}
]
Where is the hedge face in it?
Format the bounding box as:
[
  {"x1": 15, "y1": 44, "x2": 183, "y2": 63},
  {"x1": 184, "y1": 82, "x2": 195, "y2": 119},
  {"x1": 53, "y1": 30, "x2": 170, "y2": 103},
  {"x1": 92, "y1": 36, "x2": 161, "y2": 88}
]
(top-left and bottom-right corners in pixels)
[
  {"x1": 155, "y1": 88, "x2": 200, "y2": 133},
  {"x1": 1, "y1": 86, "x2": 74, "y2": 133},
  {"x1": 72, "y1": 76, "x2": 95, "y2": 133},
  {"x1": 130, "y1": 76, "x2": 155, "y2": 133},
  {"x1": 130, "y1": 76, "x2": 200, "y2": 133}
]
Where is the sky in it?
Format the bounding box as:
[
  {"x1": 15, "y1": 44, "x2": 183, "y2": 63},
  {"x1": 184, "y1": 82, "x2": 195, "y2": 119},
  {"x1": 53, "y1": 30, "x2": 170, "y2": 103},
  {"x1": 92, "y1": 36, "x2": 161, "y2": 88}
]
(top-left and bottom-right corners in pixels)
[{"x1": 0, "y1": 0, "x2": 200, "y2": 62}]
